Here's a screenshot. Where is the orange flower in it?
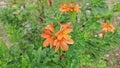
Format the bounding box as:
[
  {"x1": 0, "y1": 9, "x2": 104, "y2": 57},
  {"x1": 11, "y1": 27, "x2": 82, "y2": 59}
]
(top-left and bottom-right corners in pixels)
[
  {"x1": 41, "y1": 22, "x2": 74, "y2": 52},
  {"x1": 68, "y1": 3, "x2": 75, "y2": 11},
  {"x1": 59, "y1": 2, "x2": 81, "y2": 13},
  {"x1": 102, "y1": 23, "x2": 114, "y2": 33},
  {"x1": 45, "y1": 23, "x2": 54, "y2": 32},
  {"x1": 61, "y1": 22, "x2": 72, "y2": 29},
  {"x1": 55, "y1": 28, "x2": 72, "y2": 40},
  {"x1": 41, "y1": 23, "x2": 54, "y2": 48},
  {"x1": 54, "y1": 38, "x2": 74, "y2": 52},
  {"x1": 108, "y1": 24, "x2": 115, "y2": 32},
  {"x1": 74, "y1": 4, "x2": 81, "y2": 13},
  {"x1": 59, "y1": 3, "x2": 69, "y2": 13},
  {"x1": 54, "y1": 22, "x2": 74, "y2": 52}
]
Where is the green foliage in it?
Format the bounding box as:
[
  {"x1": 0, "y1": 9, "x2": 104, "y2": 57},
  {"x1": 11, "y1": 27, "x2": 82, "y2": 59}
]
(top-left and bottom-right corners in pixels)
[
  {"x1": 0, "y1": 39, "x2": 22, "y2": 68},
  {"x1": 0, "y1": 0, "x2": 120, "y2": 68},
  {"x1": 113, "y1": 3, "x2": 120, "y2": 12},
  {"x1": 0, "y1": 38, "x2": 9, "y2": 63}
]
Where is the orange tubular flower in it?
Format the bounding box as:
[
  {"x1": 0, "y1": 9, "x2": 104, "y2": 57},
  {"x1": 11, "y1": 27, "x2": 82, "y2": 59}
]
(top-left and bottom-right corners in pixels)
[
  {"x1": 41, "y1": 23, "x2": 54, "y2": 48},
  {"x1": 41, "y1": 22, "x2": 74, "y2": 52},
  {"x1": 74, "y1": 4, "x2": 81, "y2": 13},
  {"x1": 59, "y1": 3, "x2": 69, "y2": 13},
  {"x1": 54, "y1": 22, "x2": 74, "y2": 52},
  {"x1": 68, "y1": 3, "x2": 75, "y2": 11},
  {"x1": 59, "y1": 2, "x2": 81, "y2": 13},
  {"x1": 61, "y1": 22, "x2": 72, "y2": 29},
  {"x1": 45, "y1": 23, "x2": 54, "y2": 32},
  {"x1": 102, "y1": 23, "x2": 115, "y2": 33}
]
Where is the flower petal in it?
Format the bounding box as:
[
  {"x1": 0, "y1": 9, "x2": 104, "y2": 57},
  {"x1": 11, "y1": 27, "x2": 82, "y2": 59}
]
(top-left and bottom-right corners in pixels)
[
  {"x1": 63, "y1": 28, "x2": 72, "y2": 34},
  {"x1": 60, "y1": 41, "x2": 68, "y2": 51},
  {"x1": 68, "y1": 3, "x2": 75, "y2": 11},
  {"x1": 45, "y1": 23, "x2": 54, "y2": 32},
  {"x1": 55, "y1": 41, "x2": 60, "y2": 52},
  {"x1": 61, "y1": 22, "x2": 72, "y2": 29},
  {"x1": 43, "y1": 39, "x2": 50, "y2": 47},
  {"x1": 59, "y1": 3, "x2": 69, "y2": 12},
  {"x1": 63, "y1": 34, "x2": 71, "y2": 40},
  {"x1": 64, "y1": 38, "x2": 74, "y2": 44},
  {"x1": 50, "y1": 37, "x2": 54, "y2": 48},
  {"x1": 41, "y1": 33, "x2": 50, "y2": 38},
  {"x1": 57, "y1": 35, "x2": 63, "y2": 40},
  {"x1": 74, "y1": 4, "x2": 81, "y2": 13}
]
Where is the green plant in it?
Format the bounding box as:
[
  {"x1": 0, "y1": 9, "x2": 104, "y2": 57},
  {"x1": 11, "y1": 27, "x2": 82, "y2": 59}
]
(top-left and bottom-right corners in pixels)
[{"x1": 0, "y1": 0, "x2": 120, "y2": 68}]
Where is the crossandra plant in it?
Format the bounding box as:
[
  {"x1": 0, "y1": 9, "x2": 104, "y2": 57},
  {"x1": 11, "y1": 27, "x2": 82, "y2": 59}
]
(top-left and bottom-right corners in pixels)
[{"x1": 0, "y1": 0, "x2": 120, "y2": 68}]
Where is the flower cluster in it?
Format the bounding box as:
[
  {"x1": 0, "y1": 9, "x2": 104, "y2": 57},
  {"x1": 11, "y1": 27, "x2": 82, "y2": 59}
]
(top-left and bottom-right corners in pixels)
[
  {"x1": 40, "y1": 23, "x2": 54, "y2": 48},
  {"x1": 102, "y1": 22, "x2": 114, "y2": 33},
  {"x1": 41, "y1": 22, "x2": 74, "y2": 52},
  {"x1": 98, "y1": 22, "x2": 115, "y2": 38},
  {"x1": 59, "y1": 2, "x2": 81, "y2": 13}
]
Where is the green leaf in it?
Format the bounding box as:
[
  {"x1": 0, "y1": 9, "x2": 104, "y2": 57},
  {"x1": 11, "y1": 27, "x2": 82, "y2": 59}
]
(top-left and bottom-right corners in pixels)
[
  {"x1": 22, "y1": 56, "x2": 27, "y2": 68},
  {"x1": 113, "y1": 3, "x2": 120, "y2": 12},
  {"x1": 0, "y1": 38, "x2": 9, "y2": 59}
]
